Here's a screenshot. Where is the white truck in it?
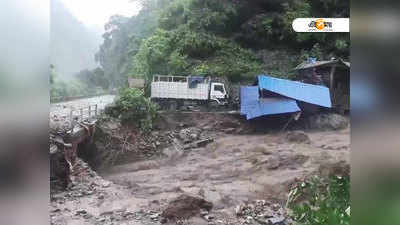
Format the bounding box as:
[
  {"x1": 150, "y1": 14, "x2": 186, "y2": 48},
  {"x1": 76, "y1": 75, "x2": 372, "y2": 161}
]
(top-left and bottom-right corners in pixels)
[{"x1": 150, "y1": 75, "x2": 229, "y2": 110}]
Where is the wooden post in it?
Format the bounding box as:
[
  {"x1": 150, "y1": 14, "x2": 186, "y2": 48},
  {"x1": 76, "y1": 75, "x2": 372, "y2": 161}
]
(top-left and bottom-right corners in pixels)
[
  {"x1": 95, "y1": 104, "x2": 98, "y2": 116},
  {"x1": 80, "y1": 108, "x2": 83, "y2": 121},
  {"x1": 88, "y1": 106, "x2": 91, "y2": 117},
  {"x1": 329, "y1": 65, "x2": 337, "y2": 105},
  {"x1": 69, "y1": 110, "x2": 73, "y2": 128}
]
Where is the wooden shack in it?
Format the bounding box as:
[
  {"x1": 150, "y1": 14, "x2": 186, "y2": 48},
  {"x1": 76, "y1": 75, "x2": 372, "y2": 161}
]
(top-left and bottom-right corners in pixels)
[
  {"x1": 294, "y1": 58, "x2": 350, "y2": 113},
  {"x1": 128, "y1": 77, "x2": 145, "y2": 89}
]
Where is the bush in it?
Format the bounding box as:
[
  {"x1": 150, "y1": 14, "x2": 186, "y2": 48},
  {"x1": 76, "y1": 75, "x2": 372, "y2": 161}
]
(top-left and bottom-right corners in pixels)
[
  {"x1": 113, "y1": 88, "x2": 158, "y2": 132},
  {"x1": 288, "y1": 175, "x2": 350, "y2": 225}
]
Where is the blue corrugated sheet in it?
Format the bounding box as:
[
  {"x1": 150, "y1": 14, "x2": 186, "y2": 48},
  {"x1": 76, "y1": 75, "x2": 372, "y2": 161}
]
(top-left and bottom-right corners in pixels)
[
  {"x1": 240, "y1": 86, "x2": 259, "y2": 115},
  {"x1": 257, "y1": 75, "x2": 332, "y2": 108},
  {"x1": 240, "y1": 86, "x2": 300, "y2": 120},
  {"x1": 246, "y1": 98, "x2": 300, "y2": 120}
]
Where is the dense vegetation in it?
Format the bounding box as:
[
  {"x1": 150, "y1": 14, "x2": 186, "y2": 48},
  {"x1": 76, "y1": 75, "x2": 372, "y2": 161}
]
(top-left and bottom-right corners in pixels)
[
  {"x1": 288, "y1": 175, "x2": 350, "y2": 225},
  {"x1": 96, "y1": 0, "x2": 349, "y2": 88},
  {"x1": 106, "y1": 88, "x2": 158, "y2": 132},
  {"x1": 50, "y1": 0, "x2": 349, "y2": 101}
]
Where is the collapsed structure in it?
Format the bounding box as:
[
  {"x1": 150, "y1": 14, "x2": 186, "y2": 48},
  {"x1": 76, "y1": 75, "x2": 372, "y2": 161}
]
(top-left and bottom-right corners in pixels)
[
  {"x1": 294, "y1": 58, "x2": 350, "y2": 112},
  {"x1": 240, "y1": 75, "x2": 332, "y2": 120},
  {"x1": 240, "y1": 58, "x2": 350, "y2": 120}
]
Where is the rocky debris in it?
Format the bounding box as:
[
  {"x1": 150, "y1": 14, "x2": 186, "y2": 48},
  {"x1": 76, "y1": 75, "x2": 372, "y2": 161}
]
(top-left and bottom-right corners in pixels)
[
  {"x1": 50, "y1": 114, "x2": 73, "y2": 133},
  {"x1": 183, "y1": 138, "x2": 214, "y2": 150},
  {"x1": 50, "y1": 159, "x2": 106, "y2": 199},
  {"x1": 161, "y1": 194, "x2": 213, "y2": 222},
  {"x1": 93, "y1": 121, "x2": 178, "y2": 166},
  {"x1": 95, "y1": 209, "x2": 160, "y2": 224},
  {"x1": 284, "y1": 131, "x2": 310, "y2": 144},
  {"x1": 235, "y1": 200, "x2": 291, "y2": 225},
  {"x1": 50, "y1": 157, "x2": 164, "y2": 225},
  {"x1": 308, "y1": 113, "x2": 348, "y2": 130},
  {"x1": 179, "y1": 128, "x2": 201, "y2": 143}
]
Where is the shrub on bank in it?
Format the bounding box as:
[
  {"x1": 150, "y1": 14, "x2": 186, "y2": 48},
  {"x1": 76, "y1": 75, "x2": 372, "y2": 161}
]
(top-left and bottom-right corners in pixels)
[
  {"x1": 288, "y1": 175, "x2": 350, "y2": 225},
  {"x1": 110, "y1": 88, "x2": 158, "y2": 132}
]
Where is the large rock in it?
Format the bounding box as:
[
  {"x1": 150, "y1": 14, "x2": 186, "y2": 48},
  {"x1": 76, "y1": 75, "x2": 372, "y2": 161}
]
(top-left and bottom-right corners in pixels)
[
  {"x1": 161, "y1": 194, "x2": 213, "y2": 222},
  {"x1": 308, "y1": 113, "x2": 348, "y2": 130},
  {"x1": 285, "y1": 131, "x2": 311, "y2": 144}
]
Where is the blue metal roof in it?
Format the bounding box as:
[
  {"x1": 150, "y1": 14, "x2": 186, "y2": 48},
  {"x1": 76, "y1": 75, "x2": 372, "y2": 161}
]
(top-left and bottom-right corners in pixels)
[
  {"x1": 240, "y1": 86, "x2": 259, "y2": 116},
  {"x1": 257, "y1": 75, "x2": 332, "y2": 108},
  {"x1": 246, "y1": 98, "x2": 300, "y2": 120},
  {"x1": 240, "y1": 86, "x2": 300, "y2": 120}
]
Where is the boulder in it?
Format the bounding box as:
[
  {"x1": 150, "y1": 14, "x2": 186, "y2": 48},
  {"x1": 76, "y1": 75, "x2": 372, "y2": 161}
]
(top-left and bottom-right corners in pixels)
[
  {"x1": 161, "y1": 194, "x2": 213, "y2": 222},
  {"x1": 308, "y1": 113, "x2": 348, "y2": 130}
]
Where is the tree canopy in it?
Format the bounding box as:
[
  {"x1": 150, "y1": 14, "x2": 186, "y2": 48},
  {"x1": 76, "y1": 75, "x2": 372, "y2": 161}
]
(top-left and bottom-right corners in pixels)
[{"x1": 95, "y1": 0, "x2": 349, "y2": 86}]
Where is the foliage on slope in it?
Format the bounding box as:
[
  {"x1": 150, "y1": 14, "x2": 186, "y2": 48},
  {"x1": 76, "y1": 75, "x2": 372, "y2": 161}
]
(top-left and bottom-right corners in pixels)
[
  {"x1": 288, "y1": 175, "x2": 350, "y2": 225},
  {"x1": 50, "y1": 65, "x2": 109, "y2": 102},
  {"x1": 96, "y1": 0, "x2": 350, "y2": 86},
  {"x1": 110, "y1": 88, "x2": 158, "y2": 132}
]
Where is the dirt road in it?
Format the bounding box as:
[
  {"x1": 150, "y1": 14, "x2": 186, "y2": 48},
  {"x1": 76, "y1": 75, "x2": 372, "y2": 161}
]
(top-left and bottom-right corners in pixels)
[{"x1": 50, "y1": 95, "x2": 116, "y2": 118}]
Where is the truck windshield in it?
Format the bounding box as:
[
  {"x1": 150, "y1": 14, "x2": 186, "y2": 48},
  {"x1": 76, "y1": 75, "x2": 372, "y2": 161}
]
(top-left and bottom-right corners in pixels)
[{"x1": 214, "y1": 85, "x2": 224, "y2": 93}]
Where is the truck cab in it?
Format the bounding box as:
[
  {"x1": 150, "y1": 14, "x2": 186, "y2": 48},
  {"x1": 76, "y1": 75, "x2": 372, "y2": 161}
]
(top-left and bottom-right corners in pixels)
[{"x1": 210, "y1": 82, "x2": 228, "y2": 105}]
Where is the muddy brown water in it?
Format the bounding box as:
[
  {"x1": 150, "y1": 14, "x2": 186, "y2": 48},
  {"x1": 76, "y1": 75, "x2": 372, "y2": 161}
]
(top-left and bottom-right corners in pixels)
[
  {"x1": 99, "y1": 128, "x2": 350, "y2": 214},
  {"x1": 51, "y1": 111, "x2": 350, "y2": 225}
]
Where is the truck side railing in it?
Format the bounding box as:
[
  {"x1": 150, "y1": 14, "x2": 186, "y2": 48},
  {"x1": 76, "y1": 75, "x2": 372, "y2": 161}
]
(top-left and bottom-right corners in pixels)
[
  {"x1": 153, "y1": 75, "x2": 188, "y2": 82},
  {"x1": 153, "y1": 75, "x2": 210, "y2": 84}
]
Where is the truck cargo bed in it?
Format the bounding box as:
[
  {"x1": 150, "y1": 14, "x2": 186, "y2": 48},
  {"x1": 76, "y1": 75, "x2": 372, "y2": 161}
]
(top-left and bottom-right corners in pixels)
[{"x1": 151, "y1": 75, "x2": 210, "y2": 100}]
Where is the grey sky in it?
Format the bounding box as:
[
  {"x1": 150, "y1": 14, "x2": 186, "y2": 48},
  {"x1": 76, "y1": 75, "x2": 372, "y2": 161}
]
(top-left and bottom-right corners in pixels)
[{"x1": 60, "y1": 0, "x2": 141, "y2": 27}]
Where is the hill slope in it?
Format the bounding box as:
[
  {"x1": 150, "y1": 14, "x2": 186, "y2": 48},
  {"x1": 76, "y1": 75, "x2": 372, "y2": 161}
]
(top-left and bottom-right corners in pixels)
[{"x1": 96, "y1": 0, "x2": 349, "y2": 87}]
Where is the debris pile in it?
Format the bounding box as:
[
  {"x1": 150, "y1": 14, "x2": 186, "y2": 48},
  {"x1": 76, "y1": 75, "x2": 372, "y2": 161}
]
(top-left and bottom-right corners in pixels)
[
  {"x1": 50, "y1": 158, "x2": 163, "y2": 225},
  {"x1": 235, "y1": 200, "x2": 291, "y2": 225},
  {"x1": 50, "y1": 158, "x2": 106, "y2": 199},
  {"x1": 178, "y1": 127, "x2": 201, "y2": 143},
  {"x1": 93, "y1": 119, "x2": 175, "y2": 166},
  {"x1": 50, "y1": 117, "x2": 97, "y2": 191}
]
